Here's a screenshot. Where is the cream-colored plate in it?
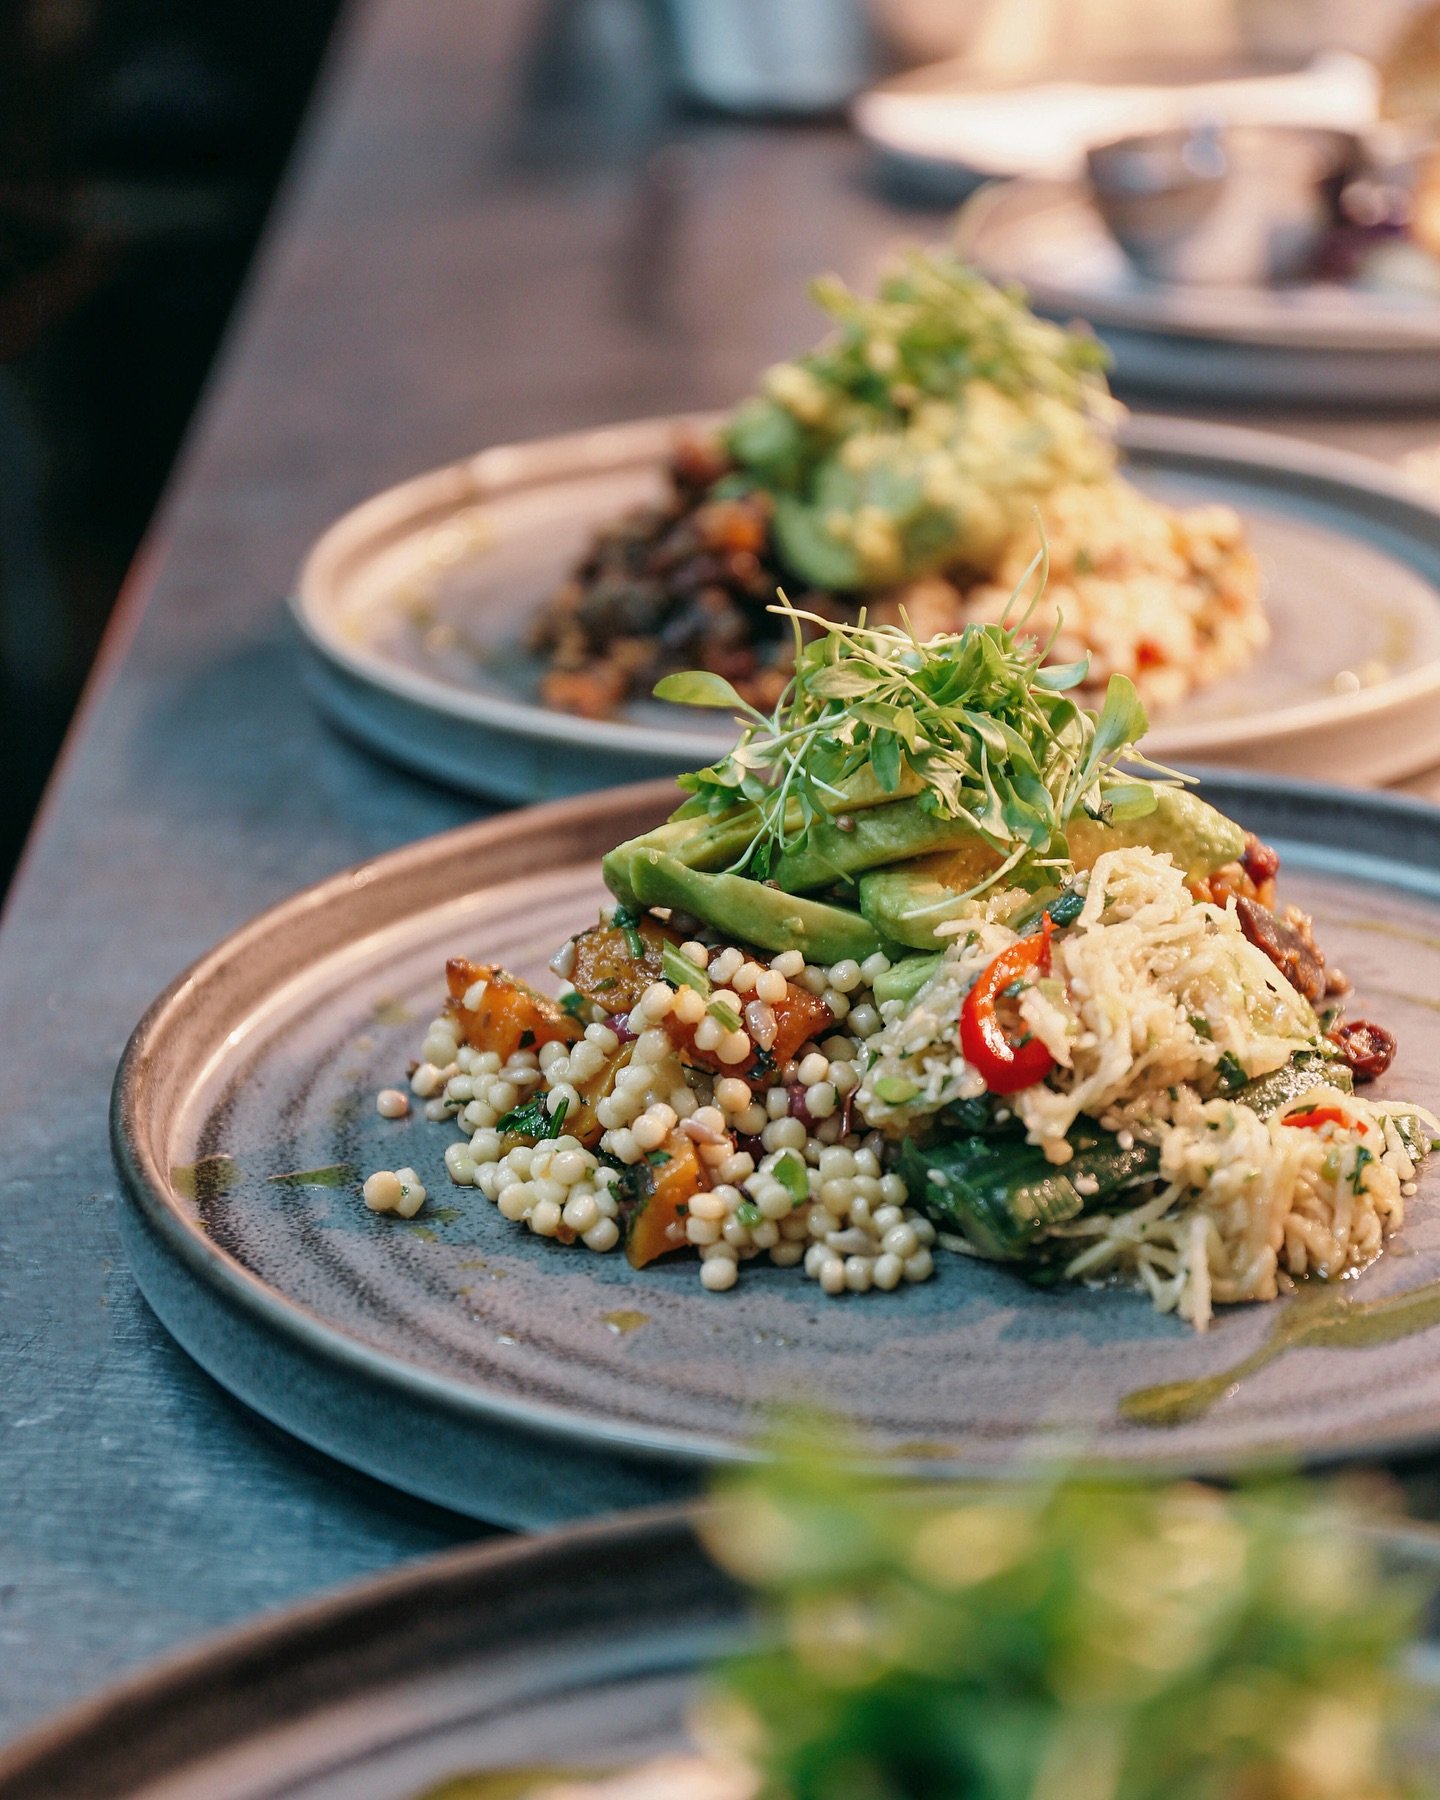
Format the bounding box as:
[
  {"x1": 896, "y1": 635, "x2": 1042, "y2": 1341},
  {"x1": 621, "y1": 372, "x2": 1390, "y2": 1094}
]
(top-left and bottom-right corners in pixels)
[{"x1": 292, "y1": 413, "x2": 1440, "y2": 801}]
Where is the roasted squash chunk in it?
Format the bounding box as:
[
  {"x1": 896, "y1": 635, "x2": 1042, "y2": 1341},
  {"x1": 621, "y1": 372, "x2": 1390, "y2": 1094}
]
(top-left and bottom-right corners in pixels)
[
  {"x1": 568, "y1": 914, "x2": 682, "y2": 1016},
  {"x1": 670, "y1": 979, "x2": 833, "y2": 1085},
  {"x1": 444, "y1": 959, "x2": 581, "y2": 1061},
  {"x1": 565, "y1": 1042, "x2": 632, "y2": 1150},
  {"x1": 624, "y1": 1130, "x2": 707, "y2": 1268}
]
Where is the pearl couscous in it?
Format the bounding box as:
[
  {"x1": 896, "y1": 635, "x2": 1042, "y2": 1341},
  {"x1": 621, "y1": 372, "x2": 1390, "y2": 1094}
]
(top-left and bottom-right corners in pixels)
[{"x1": 373, "y1": 935, "x2": 937, "y2": 1298}]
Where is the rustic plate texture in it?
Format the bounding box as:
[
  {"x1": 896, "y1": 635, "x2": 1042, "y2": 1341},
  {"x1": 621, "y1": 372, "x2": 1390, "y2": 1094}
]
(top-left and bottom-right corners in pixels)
[
  {"x1": 291, "y1": 414, "x2": 1440, "y2": 801},
  {"x1": 112, "y1": 777, "x2": 1440, "y2": 1527},
  {"x1": 2, "y1": 1510, "x2": 1439, "y2": 1800}
]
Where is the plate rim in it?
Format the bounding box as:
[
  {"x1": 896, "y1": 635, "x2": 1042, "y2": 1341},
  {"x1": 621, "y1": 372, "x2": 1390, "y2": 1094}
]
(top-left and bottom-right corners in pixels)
[
  {"x1": 111, "y1": 772, "x2": 1440, "y2": 1488},
  {"x1": 0, "y1": 1504, "x2": 707, "y2": 1797},
  {"x1": 290, "y1": 410, "x2": 1440, "y2": 774},
  {"x1": 956, "y1": 176, "x2": 1440, "y2": 353},
  {"x1": 3, "y1": 1503, "x2": 1439, "y2": 1798}
]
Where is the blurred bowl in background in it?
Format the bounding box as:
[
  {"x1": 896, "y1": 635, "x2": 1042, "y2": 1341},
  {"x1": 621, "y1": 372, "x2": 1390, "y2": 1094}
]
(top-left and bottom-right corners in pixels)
[
  {"x1": 665, "y1": 0, "x2": 874, "y2": 114},
  {"x1": 1086, "y1": 121, "x2": 1357, "y2": 284}
]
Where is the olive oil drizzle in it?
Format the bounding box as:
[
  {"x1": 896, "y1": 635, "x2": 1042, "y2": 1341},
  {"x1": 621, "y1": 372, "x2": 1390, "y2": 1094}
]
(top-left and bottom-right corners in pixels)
[
  {"x1": 418, "y1": 1768, "x2": 615, "y2": 1800},
  {"x1": 1121, "y1": 1278, "x2": 1440, "y2": 1428}
]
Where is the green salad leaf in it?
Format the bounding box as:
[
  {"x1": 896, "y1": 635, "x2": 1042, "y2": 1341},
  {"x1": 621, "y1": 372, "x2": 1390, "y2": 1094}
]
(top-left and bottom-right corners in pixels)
[
  {"x1": 720, "y1": 252, "x2": 1114, "y2": 590},
  {"x1": 703, "y1": 1443, "x2": 1432, "y2": 1800},
  {"x1": 669, "y1": 590, "x2": 1181, "y2": 906}
]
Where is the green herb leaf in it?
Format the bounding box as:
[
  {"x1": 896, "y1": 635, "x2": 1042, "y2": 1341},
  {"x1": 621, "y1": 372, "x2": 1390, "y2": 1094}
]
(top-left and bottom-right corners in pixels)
[
  {"x1": 708, "y1": 998, "x2": 743, "y2": 1033},
  {"x1": 611, "y1": 902, "x2": 646, "y2": 960},
  {"x1": 495, "y1": 1094, "x2": 569, "y2": 1141},
  {"x1": 874, "y1": 1075, "x2": 919, "y2": 1105},
  {"x1": 772, "y1": 1149, "x2": 810, "y2": 1204},
  {"x1": 662, "y1": 940, "x2": 711, "y2": 995},
  {"x1": 653, "y1": 670, "x2": 751, "y2": 711}
]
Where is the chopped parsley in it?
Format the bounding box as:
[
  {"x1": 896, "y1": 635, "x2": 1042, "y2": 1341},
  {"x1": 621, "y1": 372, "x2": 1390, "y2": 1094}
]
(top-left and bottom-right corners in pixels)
[
  {"x1": 612, "y1": 903, "x2": 646, "y2": 960},
  {"x1": 662, "y1": 940, "x2": 711, "y2": 995},
  {"x1": 494, "y1": 1094, "x2": 569, "y2": 1141}
]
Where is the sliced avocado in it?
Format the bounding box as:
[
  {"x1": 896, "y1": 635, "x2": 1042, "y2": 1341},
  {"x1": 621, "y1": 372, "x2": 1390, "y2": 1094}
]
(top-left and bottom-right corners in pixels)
[
  {"x1": 774, "y1": 797, "x2": 994, "y2": 893},
  {"x1": 858, "y1": 788, "x2": 1245, "y2": 949},
  {"x1": 626, "y1": 851, "x2": 884, "y2": 964},
  {"x1": 1067, "y1": 787, "x2": 1244, "y2": 882},
  {"x1": 872, "y1": 952, "x2": 943, "y2": 1007},
  {"x1": 602, "y1": 812, "x2": 759, "y2": 910},
  {"x1": 859, "y1": 841, "x2": 1014, "y2": 949}
]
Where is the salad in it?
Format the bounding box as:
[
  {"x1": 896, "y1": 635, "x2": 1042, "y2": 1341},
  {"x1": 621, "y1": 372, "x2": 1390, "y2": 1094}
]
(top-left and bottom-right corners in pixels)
[
  {"x1": 367, "y1": 592, "x2": 1434, "y2": 1330},
  {"x1": 532, "y1": 251, "x2": 1266, "y2": 723},
  {"x1": 424, "y1": 1449, "x2": 1436, "y2": 1800}
]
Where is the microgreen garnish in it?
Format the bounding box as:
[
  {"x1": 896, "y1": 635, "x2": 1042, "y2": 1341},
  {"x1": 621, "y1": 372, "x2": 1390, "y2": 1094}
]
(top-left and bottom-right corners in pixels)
[{"x1": 658, "y1": 589, "x2": 1179, "y2": 905}]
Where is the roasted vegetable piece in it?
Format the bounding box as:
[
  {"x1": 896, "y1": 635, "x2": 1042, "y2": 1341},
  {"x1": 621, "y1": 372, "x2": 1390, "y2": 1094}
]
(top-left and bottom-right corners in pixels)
[
  {"x1": 568, "y1": 914, "x2": 683, "y2": 1016},
  {"x1": 623, "y1": 1130, "x2": 706, "y2": 1268},
  {"x1": 1235, "y1": 898, "x2": 1327, "y2": 1003},
  {"x1": 900, "y1": 1123, "x2": 1155, "y2": 1259},
  {"x1": 959, "y1": 916, "x2": 1057, "y2": 1096},
  {"x1": 565, "y1": 1043, "x2": 633, "y2": 1149},
  {"x1": 668, "y1": 981, "x2": 833, "y2": 1086},
  {"x1": 901, "y1": 1053, "x2": 1355, "y2": 1259},
  {"x1": 1328, "y1": 1019, "x2": 1397, "y2": 1084},
  {"x1": 444, "y1": 960, "x2": 582, "y2": 1060}
]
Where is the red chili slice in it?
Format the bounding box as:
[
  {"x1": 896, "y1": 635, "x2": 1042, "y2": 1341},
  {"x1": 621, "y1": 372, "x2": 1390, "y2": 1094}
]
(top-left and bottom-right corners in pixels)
[
  {"x1": 959, "y1": 915, "x2": 1057, "y2": 1096},
  {"x1": 1282, "y1": 1105, "x2": 1355, "y2": 1131}
]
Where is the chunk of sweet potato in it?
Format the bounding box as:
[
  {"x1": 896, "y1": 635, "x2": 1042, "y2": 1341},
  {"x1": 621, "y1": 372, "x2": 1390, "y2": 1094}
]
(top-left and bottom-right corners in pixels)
[
  {"x1": 445, "y1": 959, "x2": 581, "y2": 1061},
  {"x1": 670, "y1": 979, "x2": 833, "y2": 1085},
  {"x1": 568, "y1": 914, "x2": 682, "y2": 1016},
  {"x1": 565, "y1": 1042, "x2": 632, "y2": 1150},
  {"x1": 624, "y1": 1129, "x2": 707, "y2": 1269}
]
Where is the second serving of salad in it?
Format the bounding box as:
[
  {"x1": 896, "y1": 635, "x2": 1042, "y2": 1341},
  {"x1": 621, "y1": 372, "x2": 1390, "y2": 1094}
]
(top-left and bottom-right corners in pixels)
[
  {"x1": 367, "y1": 588, "x2": 1435, "y2": 1332},
  {"x1": 532, "y1": 249, "x2": 1266, "y2": 725}
]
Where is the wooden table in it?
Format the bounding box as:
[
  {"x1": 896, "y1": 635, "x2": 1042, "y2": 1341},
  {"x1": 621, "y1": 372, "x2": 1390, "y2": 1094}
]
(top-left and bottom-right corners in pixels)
[{"x1": 3, "y1": 0, "x2": 1440, "y2": 1744}]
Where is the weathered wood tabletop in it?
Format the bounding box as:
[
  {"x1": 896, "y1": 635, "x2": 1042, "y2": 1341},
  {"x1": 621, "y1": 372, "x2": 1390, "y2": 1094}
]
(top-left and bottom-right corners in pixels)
[{"x1": 3, "y1": 0, "x2": 1440, "y2": 1745}]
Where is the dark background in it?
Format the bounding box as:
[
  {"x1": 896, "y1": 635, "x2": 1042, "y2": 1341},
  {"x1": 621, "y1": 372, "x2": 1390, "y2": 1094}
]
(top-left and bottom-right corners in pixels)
[{"x1": 0, "y1": 0, "x2": 342, "y2": 891}]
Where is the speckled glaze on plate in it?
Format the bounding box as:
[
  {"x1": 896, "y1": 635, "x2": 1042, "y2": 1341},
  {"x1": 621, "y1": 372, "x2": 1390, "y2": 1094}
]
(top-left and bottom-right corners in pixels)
[
  {"x1": 291, "y1": 414, "x2": 1440, "y2": 801},
  {"x1": 112, "y1": 777, "x2": 1440, "y2": 1527},
  {"x1": 2, "y1": 1509, "x2": 1439, "y2": 1800}
]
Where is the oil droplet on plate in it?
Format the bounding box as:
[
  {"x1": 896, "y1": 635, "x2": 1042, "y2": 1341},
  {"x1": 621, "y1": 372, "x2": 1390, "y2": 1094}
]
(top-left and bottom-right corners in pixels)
[
  {"x1": 603, "y1": 1309, "x2": 651, "y2": 1336},
  {"x1": 171, "y1": 1155, "x2": 240, "y2": 1202},
  {"x1": 267, "y1": 1164, "x2": 357, "y2": 1188}
]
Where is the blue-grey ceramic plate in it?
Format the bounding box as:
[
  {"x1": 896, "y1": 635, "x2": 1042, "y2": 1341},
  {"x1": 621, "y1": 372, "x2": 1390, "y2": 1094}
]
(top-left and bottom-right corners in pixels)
[
  {"x1": 112, "y1": 776, "x2": 1440, "y2": 1528},
  {"x1": 291, "y1": 414, "x2": 1440, "y2": 800},
  {"x1": 1, "y1": 1508, "x2": 1438, "y2": 1800}
]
